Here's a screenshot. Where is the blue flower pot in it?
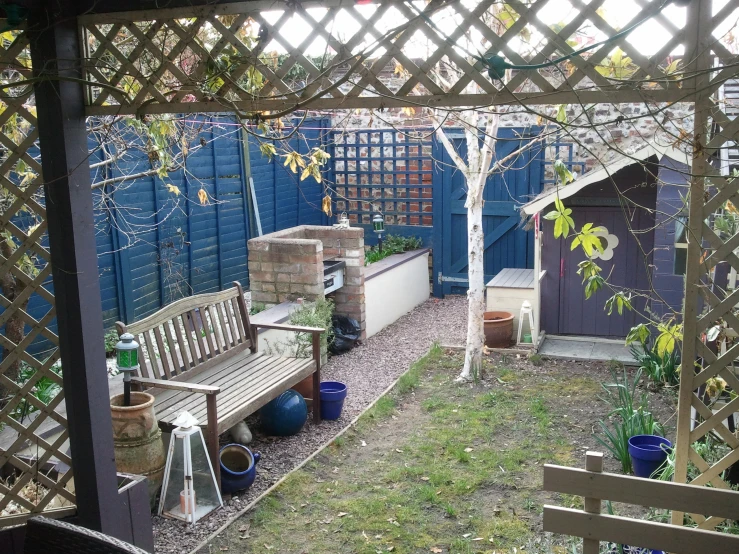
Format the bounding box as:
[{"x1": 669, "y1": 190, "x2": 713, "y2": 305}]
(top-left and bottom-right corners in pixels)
[
  {"x1": 617, "y1": 546, "x2": 664, "y2": 554},
  {"x1": 220, "y1": 444, "x2": 260, "y2": 495},
  {"x1": 320, "y1": 381, "x2": 347, "y2": 420},
  {"x1": 628, "y1": 435, "x2": 672, "y2": 478},
  {"x1": 260, "y1": 389, "x2": 308, "y2": 436}
]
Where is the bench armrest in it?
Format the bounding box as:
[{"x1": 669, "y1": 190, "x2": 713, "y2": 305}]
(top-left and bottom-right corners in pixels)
[
  {"x1": 251, "y1": 323, "x2": 325, "y2": 334},
  {"x1": 130, "y1": 377, "x2": 220, "y2": 395}
]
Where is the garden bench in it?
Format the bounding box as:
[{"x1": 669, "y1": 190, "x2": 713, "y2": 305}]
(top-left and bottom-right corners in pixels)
[{"x1": 116, "y1": 282, "x2": 323, "y2": 486}]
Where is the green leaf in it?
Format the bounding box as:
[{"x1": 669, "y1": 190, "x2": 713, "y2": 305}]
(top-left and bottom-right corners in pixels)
[
  {"x1": 553, "y1": 159, "x2": 575, "y2": 185},
  {"x1": 556, "y1": 104, "x2": 567, "y2": 123},
  {"x1": 260, "y1": 142, "x2": 277, "y2": 161},
  {"x1": 625, "y1": 324, "x2": 650, "y2": 345},
  {"x1": 584, "y1": 275, "x2": 605, "y2": 299}
]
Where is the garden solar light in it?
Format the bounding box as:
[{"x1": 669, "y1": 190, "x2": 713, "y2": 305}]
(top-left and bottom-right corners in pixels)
[
  {"x1": 116, "y1": 333, "x2": 139, "y2": 407},
  {"x1": 373, "y1": 212, "x2": 385, "y2": 252}
]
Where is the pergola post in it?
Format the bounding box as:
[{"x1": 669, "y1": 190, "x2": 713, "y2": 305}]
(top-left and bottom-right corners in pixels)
[{"x1": 28, "y1": 8, "x2": 122, "y2": 536}]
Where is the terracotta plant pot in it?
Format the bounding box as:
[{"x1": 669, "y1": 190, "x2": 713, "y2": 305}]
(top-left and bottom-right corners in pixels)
[
  {"x1": 483, "y1": 311, "x2": 514, "y2": 348},
  {"x1": 110, "y1": 391, "x2": 166, "y2": 509}
]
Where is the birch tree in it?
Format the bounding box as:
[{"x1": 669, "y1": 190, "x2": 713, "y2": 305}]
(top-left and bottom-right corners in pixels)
[{"x1": 431, "y1": 110, "x2": 539, "y2": 381}]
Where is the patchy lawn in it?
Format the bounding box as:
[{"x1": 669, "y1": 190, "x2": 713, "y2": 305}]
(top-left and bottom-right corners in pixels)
[{"x1": 203, "y1": 347, "x2": 676, "y2": 554}]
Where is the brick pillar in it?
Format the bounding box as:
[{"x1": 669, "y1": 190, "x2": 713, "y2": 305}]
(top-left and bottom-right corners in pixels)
[
  {"x1": 332, "y1": 228, "x2": 366, "y2": 340},
  {"x1": 248, "y1": 231, "x2": 324, "y2": 306}
]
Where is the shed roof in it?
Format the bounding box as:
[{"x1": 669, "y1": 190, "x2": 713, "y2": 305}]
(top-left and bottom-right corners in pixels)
[{"x1": 522, "y1": 142, "x2": 691, "y2": 216}]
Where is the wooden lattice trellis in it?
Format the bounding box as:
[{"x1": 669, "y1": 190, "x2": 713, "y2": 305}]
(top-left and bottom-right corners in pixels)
[
  {"x1": 667, "y1": 0, "x2": 739, "y2": 530},
  {"x1": 0, "y1": 29, "x2": 75, "y2": 526},
  {"x1": 0, "y1": 0, "x2": 736, "y2": 536},
  {"x1": 78, "y1": 0, "x2": 704, "y2": 116}
]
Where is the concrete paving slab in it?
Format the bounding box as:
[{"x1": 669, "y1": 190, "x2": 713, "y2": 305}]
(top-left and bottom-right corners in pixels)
[{"x1": 539, "y1": 335, "x2": 636, "y2": 365}]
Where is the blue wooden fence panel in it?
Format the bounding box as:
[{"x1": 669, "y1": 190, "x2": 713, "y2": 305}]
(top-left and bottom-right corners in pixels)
[
  {"x1": 433, "y1": 127, "x2": 544, "y2": 296},
  {"x1": 249, "y1": 118, "x2": 331, "y2": 234}
]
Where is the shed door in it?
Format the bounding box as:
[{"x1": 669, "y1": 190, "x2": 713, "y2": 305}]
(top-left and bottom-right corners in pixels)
[{"x1": 559, "y1": 207, "x2": 654, "y2": 338}]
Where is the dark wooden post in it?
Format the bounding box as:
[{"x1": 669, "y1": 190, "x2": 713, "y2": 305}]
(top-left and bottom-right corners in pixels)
[{"x1": 28, "y1": 7, "x2": 122, "y2": 536}]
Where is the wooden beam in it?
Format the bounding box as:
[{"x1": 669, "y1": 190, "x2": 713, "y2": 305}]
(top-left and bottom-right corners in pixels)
[
  {"x1": 27, "y1": 7, "x2": 125, "y2": 538},
  {"x1": 543, "y1": 463, "x2": 739, "y2": 522},
  {"x1": 544, "y1": 506, "x2": 739, "y2": 554},
  {"x1": 83, "y1": 89, "x2": 695, "y2": 117}
]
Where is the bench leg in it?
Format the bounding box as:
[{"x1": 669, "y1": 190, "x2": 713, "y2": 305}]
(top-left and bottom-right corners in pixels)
[
  {"x1": 206, "y1": 394, "x2": 221, "y2": 490},
  {"x1": 313, "y1": 368, "x2": 321, "y2": 423},
  {"x1": 312, "y1": 333, "x2": 321, "y2": 423}
]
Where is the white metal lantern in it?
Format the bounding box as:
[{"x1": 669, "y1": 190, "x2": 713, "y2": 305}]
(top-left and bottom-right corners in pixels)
[{"x1": 158, "y1": 411, "x2": 222, "y2": 524}]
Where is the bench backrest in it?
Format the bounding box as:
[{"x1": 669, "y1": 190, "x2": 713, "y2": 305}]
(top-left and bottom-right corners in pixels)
[{"x1": 116, "y1": 282, "x2": 255, "y2": 381}]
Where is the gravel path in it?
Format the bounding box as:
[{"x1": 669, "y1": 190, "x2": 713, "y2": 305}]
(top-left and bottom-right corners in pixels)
[{"x1": 153, "y1": 295, "x2": 467, "y2": 554}]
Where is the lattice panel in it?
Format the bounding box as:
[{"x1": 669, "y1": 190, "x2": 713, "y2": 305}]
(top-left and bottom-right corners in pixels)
[
  {"x1": 673, "y1": 95, "x2": 739, "y2": 528},
  {"x1": 79, "y1": 0, "x2": 699, "y2": 116},
  {"x1": 0, "y1": 30, "x2": 75, "y2": 526},
  {"x1": 333, "y1": 130, "x2": 432, "y2": 226},
  {"x1": 672, "y1": 0, "x2": 739, "y2": 525}
]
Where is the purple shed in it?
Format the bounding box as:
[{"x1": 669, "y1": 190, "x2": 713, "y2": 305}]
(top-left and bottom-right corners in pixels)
[{"x1": 521, "y1": 143, "x2": 691, "y2": 340}]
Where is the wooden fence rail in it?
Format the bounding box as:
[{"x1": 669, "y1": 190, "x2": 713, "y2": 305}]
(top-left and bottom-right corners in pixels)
[{"x1": 543, "y1": 452, "x2": 739, "y2": 554}]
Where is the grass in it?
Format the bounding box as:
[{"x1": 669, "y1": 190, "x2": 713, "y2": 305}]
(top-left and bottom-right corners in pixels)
[{"x1": 208, "y1": 348, "x2": 606, "y2": 554}]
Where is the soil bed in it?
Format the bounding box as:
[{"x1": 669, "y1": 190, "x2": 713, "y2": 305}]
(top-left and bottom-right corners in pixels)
[{"x1": 203, "y1": 348, "x2": 677, "y2": 554}]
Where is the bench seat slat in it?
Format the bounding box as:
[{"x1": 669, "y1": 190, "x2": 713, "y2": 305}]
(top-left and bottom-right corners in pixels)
[
  {"x1": 215, "y1": 362, "x2": 314, "y2": 431},
  {"x1": 199, "y1": 358, "x2": 311, "y2": 419},
  {"x1": 155, "y1": 356, "x2": 314, "y2": 432},
  {"x1": 182, "y1": 359, "x2": 306, "y2": 422},
  {"x1": 151, "y1": 351, "x2": 266, "y2": 412},
  {"x1": 163, "y1": 357, "x2": 304, "y2": 419}
]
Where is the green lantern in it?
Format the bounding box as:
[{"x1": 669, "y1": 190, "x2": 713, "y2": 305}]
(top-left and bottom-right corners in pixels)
[
  {"x1": 116, "y1": 333, "x2": 139, "y2": 406},
  {"x1": 372, "y1": 213, "x2": 384, "y2": 233}
]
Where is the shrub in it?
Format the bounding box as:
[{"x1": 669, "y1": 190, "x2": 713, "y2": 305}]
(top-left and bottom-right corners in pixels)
[
  {"x1": 11, "y1": 362, "x2": 63, "y2": 423},
  {"x1": 630, "y1": 336, "x2": 680, "y2": 388},
  {"x1": 265, "y1": 298, "x2": 335, "y2": 358},
  {"x1": 104, "y1": 330, "x2": 119, "y2": 357},
  {"x1": 364, "y1": 234, "x2": 422, "y2": 265},
  {"x1": 594, "y1": 366, "x2": 665, "y2": 474}
]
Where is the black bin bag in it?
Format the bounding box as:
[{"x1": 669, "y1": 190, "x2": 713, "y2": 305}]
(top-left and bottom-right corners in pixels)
[{"x1": 329, "y1": 315, "x2": 361, "y2": 354}]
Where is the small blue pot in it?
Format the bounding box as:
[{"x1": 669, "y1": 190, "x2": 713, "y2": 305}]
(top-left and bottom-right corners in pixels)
[
  {"x1": 320, "y1": 381, "x2": 347, "y2": 420},
  {"x1": 618, "y1": 546, "x2": 664, "y2": 554},
  {"x1": 628, "y1": 435, "x2": 672, "y2": 478},
  {"x1": 220, "y1": 444, "x2": 260, "y2": 495}
]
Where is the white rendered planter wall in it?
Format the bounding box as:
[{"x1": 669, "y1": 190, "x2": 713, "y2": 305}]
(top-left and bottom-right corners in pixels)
[{"x1": 364, "y1": 250, "x2": 430, "y2": 339}]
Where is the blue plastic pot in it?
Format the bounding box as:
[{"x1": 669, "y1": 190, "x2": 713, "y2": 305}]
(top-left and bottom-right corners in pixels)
[
  {"x1": 628, "y1": 435, "x2": 672, "y2": 478},
  {"x1": 260, "y1": 389, "x2": 308, "y2": 436},
  {"x1": 320, "y1": 381, "x2": 348, "y2": 420},
  {"x1": 220, "y1": 444, "x2": 260, "y2": 495},
  {"x1": 618, "y1": 546, "x2": 664, "y2": 554}
]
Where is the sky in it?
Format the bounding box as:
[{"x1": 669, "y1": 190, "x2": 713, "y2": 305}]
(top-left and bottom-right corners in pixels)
[{"x1": 249, "y1": 0, "x2": 738, "y2": 63}]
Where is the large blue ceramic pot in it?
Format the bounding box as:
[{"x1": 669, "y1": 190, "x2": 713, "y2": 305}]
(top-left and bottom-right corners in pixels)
[
  {"x1": 260, "y1": 389, "x2": 308, "y2": 436},
  {"x1": 220, "y1": 444, "x2": 260, "y2": 495}
]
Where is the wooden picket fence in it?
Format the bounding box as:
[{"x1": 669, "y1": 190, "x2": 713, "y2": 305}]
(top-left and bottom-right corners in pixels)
[{"x1": 543, "y1": 452, "x2": 739, "y2": 554}]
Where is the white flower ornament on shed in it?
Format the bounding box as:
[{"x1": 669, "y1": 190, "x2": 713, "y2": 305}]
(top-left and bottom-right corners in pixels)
[{"x1": 591, "y1": 227, "x2": 619, "y2": 261}]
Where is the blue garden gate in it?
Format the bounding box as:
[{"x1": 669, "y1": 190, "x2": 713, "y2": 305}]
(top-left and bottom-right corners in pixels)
[{"x1": 432, "y1": 127, "x2": 544, "y2": 296}]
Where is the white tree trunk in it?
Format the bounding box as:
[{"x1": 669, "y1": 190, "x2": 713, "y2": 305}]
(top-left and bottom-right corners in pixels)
[
  {"x1": 460, "y1": 178, "x2": 486, "y2": 380},
  {"x1": 432, "y1": 110, "x2": 499, "y2": 381}
]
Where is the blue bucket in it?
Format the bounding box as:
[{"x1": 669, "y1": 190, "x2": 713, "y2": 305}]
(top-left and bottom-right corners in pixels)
[
  {"x1": 628, "y1": 435, "x2": 672, "y2": 479},
  {"x1": 219, "y1": 444, "x2": 260, "y2": 495},
  {"x1": 320, "y1": 381, "x2": 347, "y2": 420}
]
